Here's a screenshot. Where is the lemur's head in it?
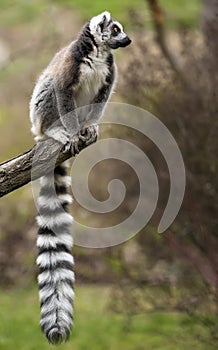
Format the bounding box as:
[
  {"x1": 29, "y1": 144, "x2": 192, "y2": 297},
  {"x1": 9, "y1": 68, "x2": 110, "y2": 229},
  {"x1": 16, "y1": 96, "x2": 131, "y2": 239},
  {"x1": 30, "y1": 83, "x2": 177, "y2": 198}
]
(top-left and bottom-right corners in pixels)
[{"x1": 89, "y1": 11, "x2": 131, "y2": 49}]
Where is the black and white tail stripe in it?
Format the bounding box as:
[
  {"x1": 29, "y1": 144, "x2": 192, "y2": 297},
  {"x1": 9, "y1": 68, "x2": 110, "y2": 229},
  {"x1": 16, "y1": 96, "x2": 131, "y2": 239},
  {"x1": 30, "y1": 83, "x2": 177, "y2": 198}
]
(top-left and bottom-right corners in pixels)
[{"x1": 36, "y1": 163, "x2": 75, "y2": 345}]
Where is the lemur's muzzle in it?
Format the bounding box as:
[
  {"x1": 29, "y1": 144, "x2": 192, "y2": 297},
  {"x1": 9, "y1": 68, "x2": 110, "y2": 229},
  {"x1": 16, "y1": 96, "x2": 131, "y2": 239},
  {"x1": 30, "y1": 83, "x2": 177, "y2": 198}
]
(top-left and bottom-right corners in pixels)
[
  {"x1": 108, "y1": 33, "x2": 132, "y2": 49},
  {"x1": 119, "y1": 36, "x2": 131, "y2": 47}
]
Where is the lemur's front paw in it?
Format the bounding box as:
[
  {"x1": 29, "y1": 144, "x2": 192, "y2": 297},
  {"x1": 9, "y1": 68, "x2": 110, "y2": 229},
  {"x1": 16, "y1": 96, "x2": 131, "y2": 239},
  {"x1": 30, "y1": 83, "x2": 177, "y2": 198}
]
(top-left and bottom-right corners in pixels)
[
  {"x1": 79, "y1": 125, "x2": 98, "y2": 145},
  {"x1": 63, "y1": 140, "x2": 72, "y2": 153},
  {"x1": 62, "y1": 135, "x2": 80, "y2": 155},
  {"x1": 70, "y1": 134, "x2": 80, "y2": 155}
]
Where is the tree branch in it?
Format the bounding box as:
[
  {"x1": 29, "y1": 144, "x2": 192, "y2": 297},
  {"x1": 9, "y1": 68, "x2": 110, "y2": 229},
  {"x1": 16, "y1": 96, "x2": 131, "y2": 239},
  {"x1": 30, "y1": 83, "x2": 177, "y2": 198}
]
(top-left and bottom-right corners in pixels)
[
  {"x1": 0, "y1": 137, "x2": 96, "y2": 198},
  {"x1": 146, "y1": 0, "x2": 191, "y2": 88}
]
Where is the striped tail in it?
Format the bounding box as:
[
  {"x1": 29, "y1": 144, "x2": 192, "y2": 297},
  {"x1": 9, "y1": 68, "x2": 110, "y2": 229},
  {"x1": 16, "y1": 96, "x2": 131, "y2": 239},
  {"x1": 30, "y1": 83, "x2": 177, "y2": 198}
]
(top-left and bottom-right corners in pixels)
[{"x1": 36, "y1": 163, "x2": 75, "y2": 344}]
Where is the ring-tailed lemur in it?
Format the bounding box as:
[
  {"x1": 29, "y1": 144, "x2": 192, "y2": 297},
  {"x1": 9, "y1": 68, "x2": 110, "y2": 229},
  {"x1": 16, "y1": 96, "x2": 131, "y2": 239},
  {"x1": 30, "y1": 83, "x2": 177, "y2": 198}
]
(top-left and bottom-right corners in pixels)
[{"x1": 30, "y1": 11, "x2": 131, "y2": 344}]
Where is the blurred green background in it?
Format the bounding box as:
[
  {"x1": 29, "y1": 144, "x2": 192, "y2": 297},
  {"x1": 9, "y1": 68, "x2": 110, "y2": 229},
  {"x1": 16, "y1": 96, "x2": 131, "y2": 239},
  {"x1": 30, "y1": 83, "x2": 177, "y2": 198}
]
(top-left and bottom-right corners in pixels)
[{"x1": 0, "y1": 1, "x2": 218, "y2": 349}]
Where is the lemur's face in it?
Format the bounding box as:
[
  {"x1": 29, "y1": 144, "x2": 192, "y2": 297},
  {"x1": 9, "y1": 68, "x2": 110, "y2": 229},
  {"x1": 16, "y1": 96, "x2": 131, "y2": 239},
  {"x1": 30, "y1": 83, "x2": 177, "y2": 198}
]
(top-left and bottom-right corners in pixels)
[{"x1": 89, "y1": 11, "x2": 131, "y2": 49}]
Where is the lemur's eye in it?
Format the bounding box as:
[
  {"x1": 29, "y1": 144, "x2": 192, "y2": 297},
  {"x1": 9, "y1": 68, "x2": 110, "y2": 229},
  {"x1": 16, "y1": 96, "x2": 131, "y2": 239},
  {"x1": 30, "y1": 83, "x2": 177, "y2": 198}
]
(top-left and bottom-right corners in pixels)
[{"x1": 112, "y1": 26, "x2": 120, "y2": 35}]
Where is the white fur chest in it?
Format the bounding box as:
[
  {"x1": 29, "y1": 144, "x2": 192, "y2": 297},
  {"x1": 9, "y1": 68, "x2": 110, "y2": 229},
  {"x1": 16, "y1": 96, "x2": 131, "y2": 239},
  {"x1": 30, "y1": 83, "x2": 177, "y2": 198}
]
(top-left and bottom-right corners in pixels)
[{"x1": 75, "y1": 56, "x2": 109, "y2": 108}]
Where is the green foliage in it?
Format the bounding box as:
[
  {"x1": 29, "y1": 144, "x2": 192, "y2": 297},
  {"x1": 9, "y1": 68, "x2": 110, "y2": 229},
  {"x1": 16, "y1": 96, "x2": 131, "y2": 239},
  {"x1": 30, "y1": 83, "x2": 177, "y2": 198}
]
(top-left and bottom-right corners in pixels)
[
  {"x1": 160, "y1": 0, "x2": 201, "y2": 28},
  {"x1": 0, "y1": 285, "x2": 217, "y2": 350},
  {"x1": 54, "y1": 0, "x2": 142, "y2": 24},
  {"x1": 0, "y1": 0, "x2": 201, "y2": 29},
  {"x1": 0, "y1": 0, "x2": 47, "y2": 26},
  {"x1": 55, "y1": 0, "x2": 201, "y2": 28}
]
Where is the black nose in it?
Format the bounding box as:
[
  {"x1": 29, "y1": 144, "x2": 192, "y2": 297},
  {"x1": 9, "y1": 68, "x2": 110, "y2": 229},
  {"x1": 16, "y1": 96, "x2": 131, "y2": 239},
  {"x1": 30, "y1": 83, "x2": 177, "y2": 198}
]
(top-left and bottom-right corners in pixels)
[
  {"x1": 126, "y1": 36, "x2": 132, "y2": 45},
  {"x1": 120, "y1": 36, "x2": 132, "y2": 47}
]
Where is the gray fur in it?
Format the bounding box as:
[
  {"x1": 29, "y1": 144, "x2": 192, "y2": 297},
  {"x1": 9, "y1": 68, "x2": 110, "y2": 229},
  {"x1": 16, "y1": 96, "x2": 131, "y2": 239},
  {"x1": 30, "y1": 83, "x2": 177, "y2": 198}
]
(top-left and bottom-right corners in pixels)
[{"x1": 30, "y1": 11, "x2": 131, "y2": 147}]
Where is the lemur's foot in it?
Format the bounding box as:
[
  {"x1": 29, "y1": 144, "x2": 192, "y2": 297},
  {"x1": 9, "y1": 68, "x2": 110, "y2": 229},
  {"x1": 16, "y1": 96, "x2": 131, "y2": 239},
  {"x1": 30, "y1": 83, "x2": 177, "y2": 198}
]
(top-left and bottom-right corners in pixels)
[
  {"x1": 79, "y1": 125, "x2": 98, "y2": 145},
  {"x1": 63, "y1": 134, "x2": 80, "y2": 155},
  {"x1": 70, "y1": 134, "x2": 80, "y2": 155}
]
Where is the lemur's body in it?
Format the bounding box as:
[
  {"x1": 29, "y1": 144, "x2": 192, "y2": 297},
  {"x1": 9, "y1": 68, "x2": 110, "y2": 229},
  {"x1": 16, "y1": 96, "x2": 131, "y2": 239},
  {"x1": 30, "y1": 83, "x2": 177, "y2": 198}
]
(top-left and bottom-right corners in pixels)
[
  {"x1": 30, "y1": 11, "x2": 131, "y2": 345},
  {"x1": 30, "y1": 27, "x2": 114, "y2": 144}
]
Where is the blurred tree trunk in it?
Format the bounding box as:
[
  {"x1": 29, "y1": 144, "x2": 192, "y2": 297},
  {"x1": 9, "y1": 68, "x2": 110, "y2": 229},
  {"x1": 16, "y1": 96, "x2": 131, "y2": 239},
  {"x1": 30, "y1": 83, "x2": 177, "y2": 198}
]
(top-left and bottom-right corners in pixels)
[
  {"x1": 202, "y1": 0, "x2": 218, "y2": 64},
  {"x1": 146, "y1": 0, "x2": 190, "y2": 88}
]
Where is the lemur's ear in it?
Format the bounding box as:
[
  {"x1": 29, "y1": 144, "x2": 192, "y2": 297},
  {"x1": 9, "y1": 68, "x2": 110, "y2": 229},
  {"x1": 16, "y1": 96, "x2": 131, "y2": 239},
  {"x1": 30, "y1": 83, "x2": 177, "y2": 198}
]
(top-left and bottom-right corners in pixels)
[
  {"x1": 90, "y1": 11, "x2": 111, "y2": 33},
  {"x1": 98, "y1": 15, "x2": 107, "y2": 31}
]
